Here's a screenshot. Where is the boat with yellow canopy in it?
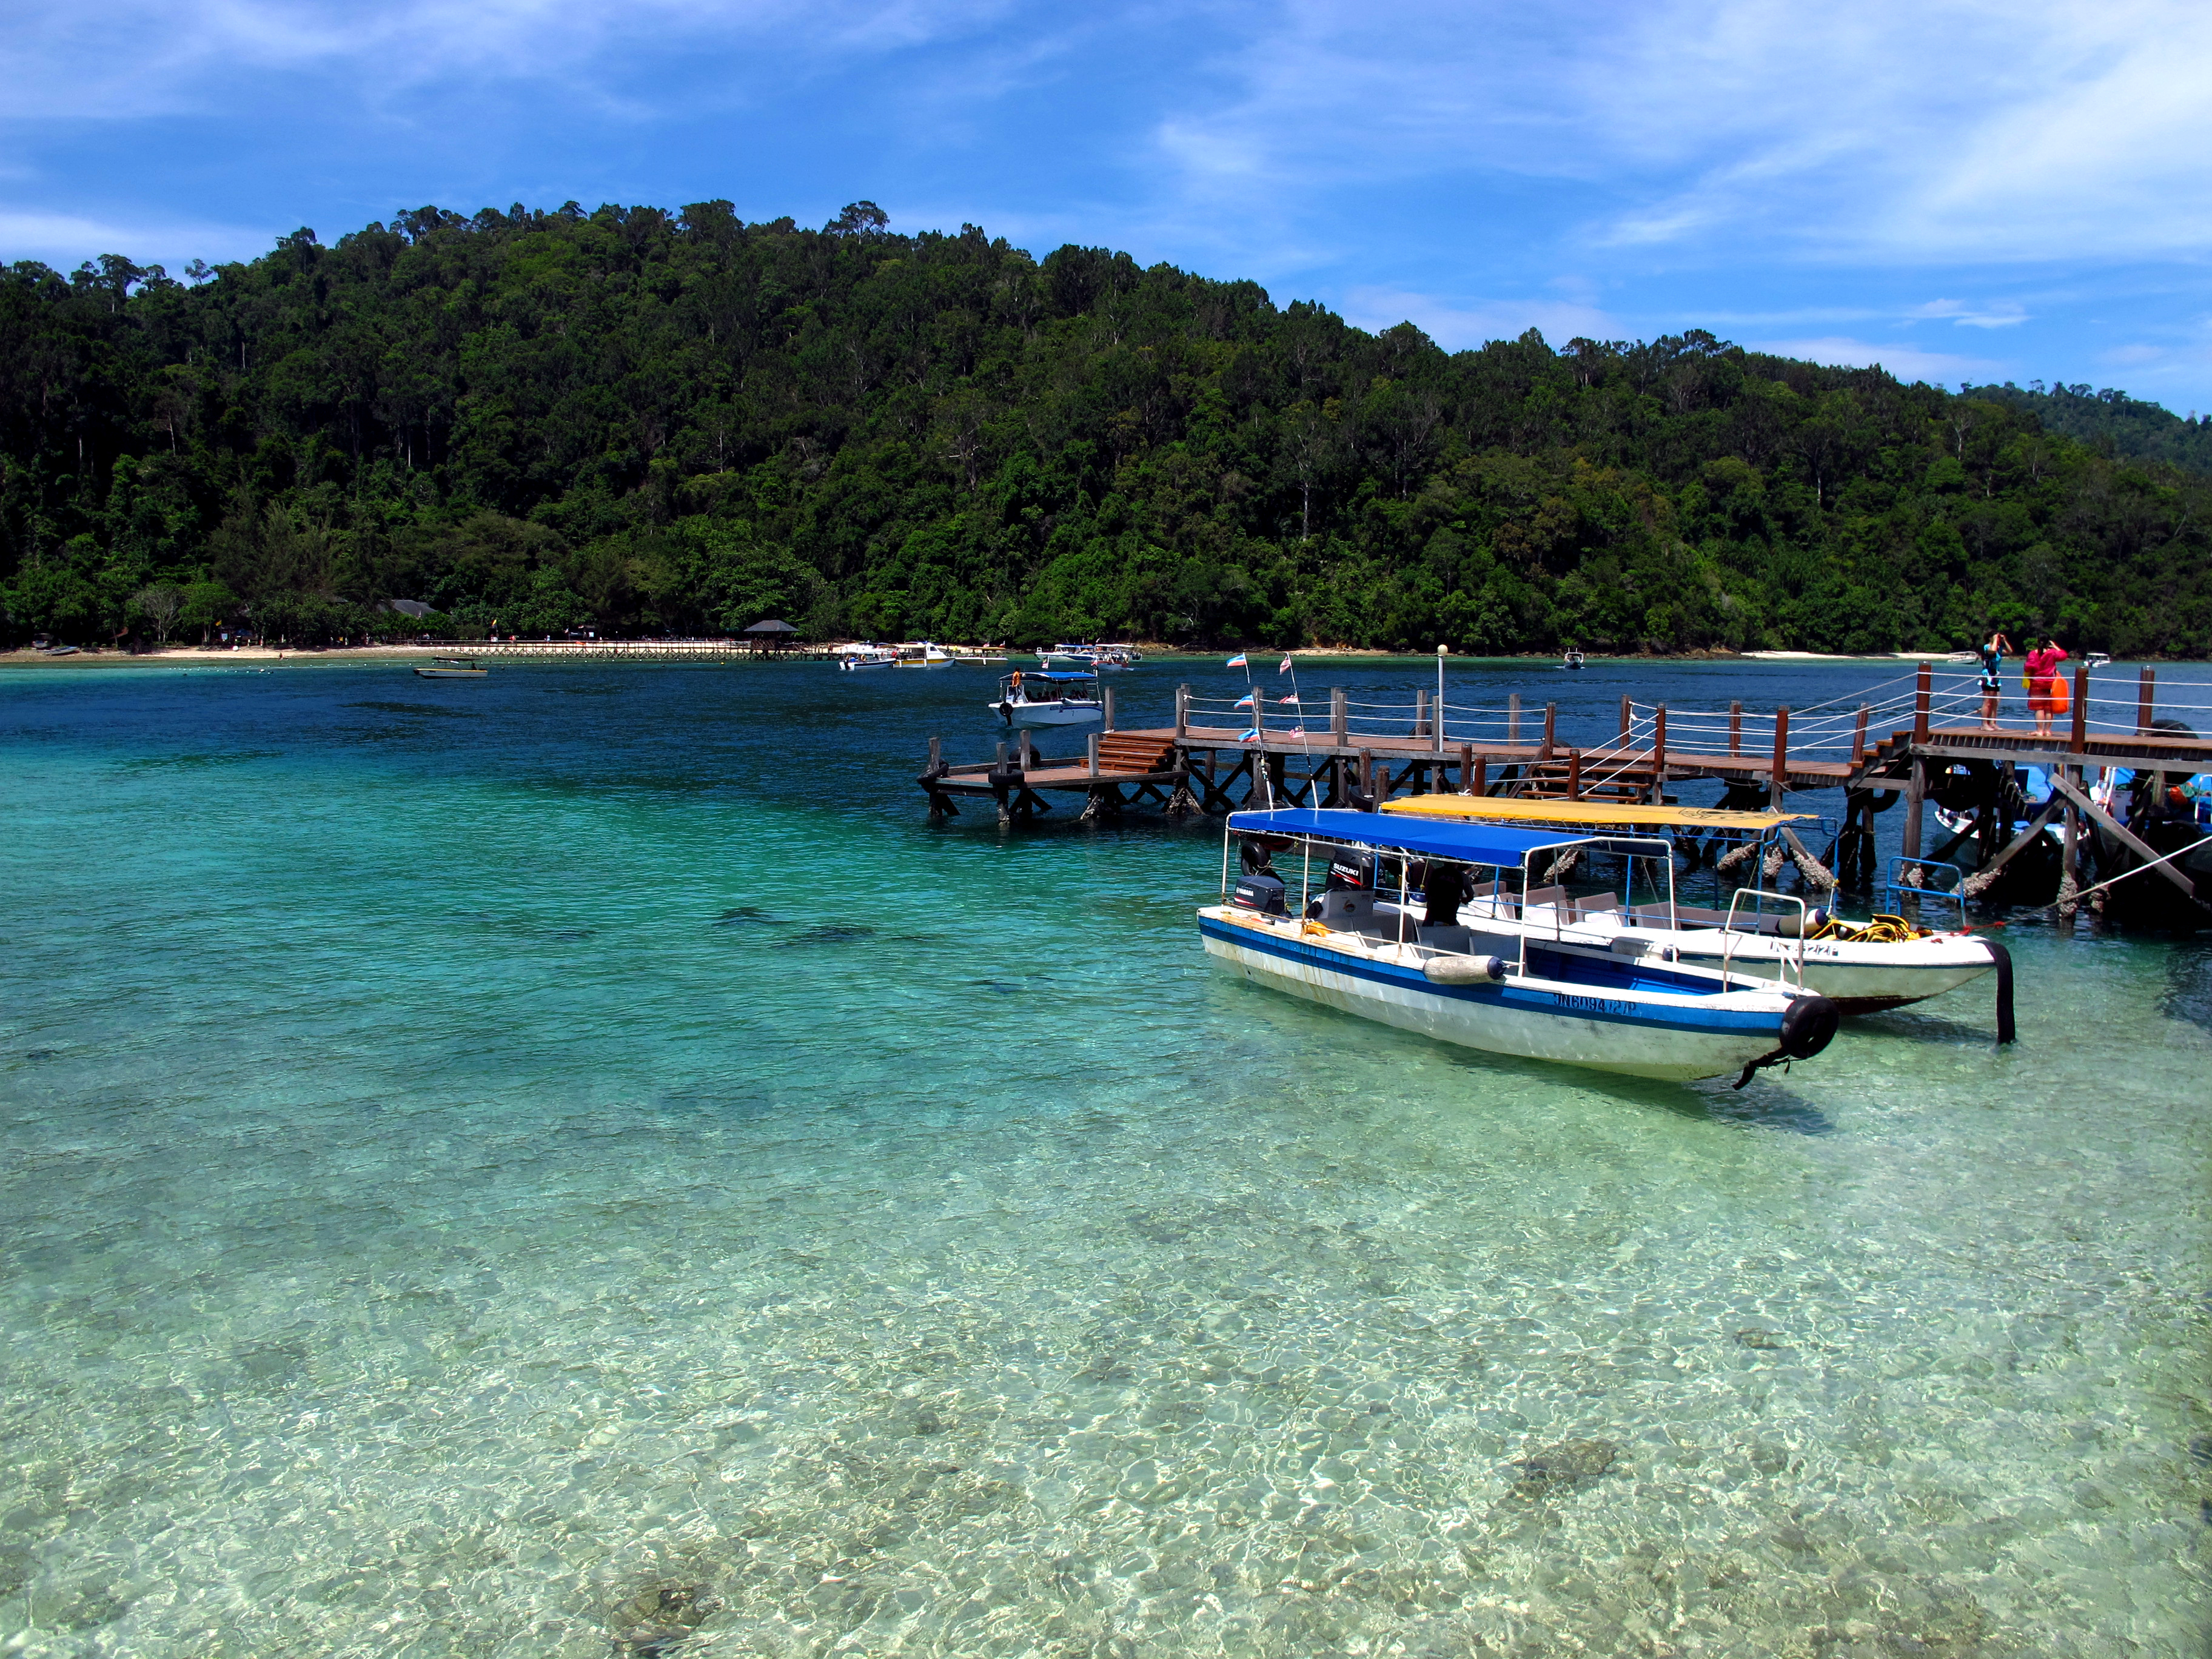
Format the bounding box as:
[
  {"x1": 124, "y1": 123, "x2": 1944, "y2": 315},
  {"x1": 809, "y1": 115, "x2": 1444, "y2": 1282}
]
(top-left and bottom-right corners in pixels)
[
  {"x1": 1381, "y1": 796, "x2": 1814, "y2": 833},
  {"x1": 1378, "y1": 793, "x2": 2005, "y2": 1022}
]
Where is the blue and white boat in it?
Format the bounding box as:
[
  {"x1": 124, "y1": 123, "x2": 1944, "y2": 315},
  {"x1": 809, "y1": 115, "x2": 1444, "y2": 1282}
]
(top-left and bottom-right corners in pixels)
[
  {"x1": 1199, "y1": 808, "x2": 1840, "y2": 1085},
  {"x1": 991, "y1": 669, "x2": 1104, "y2": 728}
]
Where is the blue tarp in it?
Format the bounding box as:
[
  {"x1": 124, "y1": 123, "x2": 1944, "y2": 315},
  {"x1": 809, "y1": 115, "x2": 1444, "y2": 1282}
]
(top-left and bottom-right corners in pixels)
[{"x1": 1227, "y1": 807, "x2": 1590, "y2": 866}]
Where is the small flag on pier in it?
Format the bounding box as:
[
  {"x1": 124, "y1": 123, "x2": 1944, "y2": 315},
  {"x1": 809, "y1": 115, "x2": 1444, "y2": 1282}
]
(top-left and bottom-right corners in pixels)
[
  {"x1": 1285, "y1": 726, "x2": 1305, "y2": 738},
  {"x1": 1234, "y1": 692, "x2": 1253, "y2": 708},
  {"x1": 1279, "y1": 655, "x2": 1293, "y2": 674},
  {"x1": 1239, "y1": 728, "x2": 1261, "y2": 742},
  {"x1": 1278, "y1": 694, "x2": 1298, "y2": 705},
  {"x1": 1225, "y1": 652, "x2": 1248, "y2": 668}
]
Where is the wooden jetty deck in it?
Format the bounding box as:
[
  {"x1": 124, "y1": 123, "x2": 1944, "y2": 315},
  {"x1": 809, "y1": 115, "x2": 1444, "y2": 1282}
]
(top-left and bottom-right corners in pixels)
[{"x1": 921, "y1": 662, "x2": 2211, "y2": 908}]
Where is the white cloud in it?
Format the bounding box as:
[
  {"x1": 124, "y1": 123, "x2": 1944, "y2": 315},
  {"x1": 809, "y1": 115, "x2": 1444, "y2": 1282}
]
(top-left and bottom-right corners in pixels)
[
  {"x1": 1748, "y1": 335, "x2": 2005, "y2": 384},
  {"x1": 0, "y1": 207, "x2": 263, "y2": 268},
  {"x1": 1342, "y1": 286, "x2": 1618, "y2": 351},
  {"x1": 1155, "y1": 0, "x2": 2212, "y2": 265},
  {"x1": 0, "y1": 0, "x2": 1016, "y2": 119}
]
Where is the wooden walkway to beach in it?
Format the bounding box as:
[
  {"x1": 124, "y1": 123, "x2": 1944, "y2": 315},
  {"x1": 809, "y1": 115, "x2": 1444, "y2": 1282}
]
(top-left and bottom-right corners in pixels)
[{"x1": 919, "y1": 662, "x2": 2210, "y2": 907}]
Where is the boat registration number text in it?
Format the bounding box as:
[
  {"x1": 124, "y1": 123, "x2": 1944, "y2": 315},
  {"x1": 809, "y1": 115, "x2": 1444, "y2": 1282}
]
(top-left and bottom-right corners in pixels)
[{"x1": 1549, "y1": 993, "x2": 1641, "y2": 1017}]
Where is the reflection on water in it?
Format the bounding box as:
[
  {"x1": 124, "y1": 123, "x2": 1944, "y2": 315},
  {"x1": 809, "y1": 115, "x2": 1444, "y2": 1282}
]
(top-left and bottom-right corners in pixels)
[{"x1": 1, "y1": 660, "x2": 2207, "y2": 1657}]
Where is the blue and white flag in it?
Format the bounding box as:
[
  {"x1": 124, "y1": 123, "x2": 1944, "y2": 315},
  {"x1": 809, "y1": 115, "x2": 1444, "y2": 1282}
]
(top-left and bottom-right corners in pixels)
[
  {"x1": 1234, "y1": 692, "x2": 1253, "y2": 708},
  {"x1": 1225, "y1": 652, "x2": 1248, "y2": 668},
  {"x1": 1238, "y1": 728, "x2": 1261, "y2": 743}
]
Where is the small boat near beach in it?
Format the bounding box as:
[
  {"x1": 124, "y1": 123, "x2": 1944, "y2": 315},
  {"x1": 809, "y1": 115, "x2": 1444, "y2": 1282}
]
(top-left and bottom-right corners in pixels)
[
  {"x1": 991, "y1": 669, "x2": 1104, "y2": 728},
  {"x1": 1201, "y1": 808, "x2": 1840, "y2": 1084},
  {"x1": 1041, "y1": 642, "x2": 1142, "y2": 670},
  {"x1": 1561, "y1": 649, "x2": 1585, "y2": 670},
  {"x1": 1383, "y1": 794, "x2": 2003, "y2": 1016},
  {"x1": 836, "y1": 643, "x2": 898, "y2": 670},
  {"x1": 414, "y1": 657, "x2": 487, "y2": 679},
  {"x1": 896, "y1": 642, "x2": 956, "y2": 668}
]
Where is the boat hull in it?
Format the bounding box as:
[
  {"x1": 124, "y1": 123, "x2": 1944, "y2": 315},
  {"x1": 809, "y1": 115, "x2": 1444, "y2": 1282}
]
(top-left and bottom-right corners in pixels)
[
  {"x1": 414, "y1": 666, "x2": 486, "y2": 678},
  {"x1": 1645, "y1": 934, "x2": 1994, "y2": 1014},
  {"x1": 1199, "y1": 913, "x2": 1798, "y2": 1082},
  {"x1": 996, "y1": 701, "x2": 1104, "y2": 727}
]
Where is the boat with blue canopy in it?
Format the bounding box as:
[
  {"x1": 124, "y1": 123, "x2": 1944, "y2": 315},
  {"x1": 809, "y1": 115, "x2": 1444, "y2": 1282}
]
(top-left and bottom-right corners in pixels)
[{"x1": 1200, "y1": 807, "x2": 1840, "y2": 1085}]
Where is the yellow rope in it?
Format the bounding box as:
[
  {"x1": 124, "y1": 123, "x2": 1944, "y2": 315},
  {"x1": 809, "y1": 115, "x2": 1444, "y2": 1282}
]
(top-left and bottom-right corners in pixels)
[{"x1": 1807, "y1": 913, "x2": 1927, "y2": 943}]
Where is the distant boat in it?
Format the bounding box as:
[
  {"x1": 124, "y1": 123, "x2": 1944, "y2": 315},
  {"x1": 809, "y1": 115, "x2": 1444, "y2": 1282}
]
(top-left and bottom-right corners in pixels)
[
  {"x1": 1561, "y1": 649, "x2": 1585, "y2": 670},
  {"x1": 836, "y1": 643, "x2": 897, "y2": 670},
  {"x1": 896, "y1": 642, "x2": 955, "y2": 667},
  {"x1": 2085, "y1": 652, "x2": 2113, "y2": 668},
  {"x1": 415, "y1": 659, "x2": 486, "y2": 679},
  {"x1": 991, "y1": 669, "x2": 1104, "y2": 727}
]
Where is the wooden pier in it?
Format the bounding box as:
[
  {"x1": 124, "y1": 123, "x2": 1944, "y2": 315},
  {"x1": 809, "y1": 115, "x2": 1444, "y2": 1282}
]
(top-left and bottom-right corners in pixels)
[{"x1": 920, "y1": 663, "x2": 2210, "y2": 911}]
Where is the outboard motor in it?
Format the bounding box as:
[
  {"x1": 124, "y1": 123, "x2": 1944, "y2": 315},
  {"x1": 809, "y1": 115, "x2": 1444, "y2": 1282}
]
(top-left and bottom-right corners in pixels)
[
  {"x1": 1326, "y1": 850, "x2": 1374, "y2": 892},
  {"x1": 1231, "y1": 871, "x2": 1287, "y2": 915}
]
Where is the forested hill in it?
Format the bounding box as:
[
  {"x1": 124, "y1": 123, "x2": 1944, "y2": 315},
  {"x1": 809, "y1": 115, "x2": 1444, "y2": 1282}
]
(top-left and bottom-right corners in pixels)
[
  {"x1": 1960, "y1": 382, "x2": 2212, "y2": 476},
  {"x1": 4, "y1": 199, "x2": 2210, "y2": 655}
]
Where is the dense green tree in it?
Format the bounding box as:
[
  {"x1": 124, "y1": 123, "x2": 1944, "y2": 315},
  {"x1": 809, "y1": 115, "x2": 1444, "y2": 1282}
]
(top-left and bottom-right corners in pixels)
[{"x1": 2, "y1": 203, "x2": 2208, "y2": 655}]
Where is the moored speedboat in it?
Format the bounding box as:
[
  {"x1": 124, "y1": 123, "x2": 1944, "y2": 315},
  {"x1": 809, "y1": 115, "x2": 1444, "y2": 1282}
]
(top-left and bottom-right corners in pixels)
[
  {"x1": 896, "y1": 642, "x2": 955, "y2": 667},
  {"x1": 1385, "y1": 795, "x2": 2002, "y2": 1014},
  {"x1": 992, "y1": 669, "x2": 1104, "y2": 727},
  {"x1": 836, "y1": 643, "x2": 898, "y2": 670},
  {"x1": 1201, "y1": 809, "x2": 1839, "y2": 1084},
  {"x1": 415, "y1": 657, "x2": 487, "y2": 679}
]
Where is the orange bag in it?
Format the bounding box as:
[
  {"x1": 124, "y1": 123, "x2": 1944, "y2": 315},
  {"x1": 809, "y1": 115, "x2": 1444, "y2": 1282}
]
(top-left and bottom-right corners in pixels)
[{"x1": 2051, "y1": 673, "x2": 2071, "y2": 712}]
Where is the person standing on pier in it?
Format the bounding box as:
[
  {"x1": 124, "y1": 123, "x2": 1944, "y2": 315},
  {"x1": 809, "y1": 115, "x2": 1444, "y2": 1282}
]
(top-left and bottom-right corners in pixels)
[
  {"x1": 1977, "y1": 631, "x2": 2012, "y2": 731},
  {"x1": 2024, "y1": 637, "x2": 2069, "y2": 739}
]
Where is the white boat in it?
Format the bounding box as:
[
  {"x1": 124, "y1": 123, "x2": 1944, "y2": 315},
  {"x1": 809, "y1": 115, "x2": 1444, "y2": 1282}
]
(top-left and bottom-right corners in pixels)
[
  {"x1": 1041, "y1": 642, "x2": 1141, "y2": 670},
  {"x1": 991, "y1": 669, "x2": 1104, "y2": 728},
  {"x1": 896, "y1": 642, "x2": 956, "y2": 667},
  {"x1": 836, "y1": 643, "x2": 898, "y2": 670},
  {"x1": 1384, "y1": 796, "x2": 2002, "y2": 1015},
  {"x1": 415, "y1": 657, "x2": 487, "y2": 679},
  {"x1": 2085, "y1": 652, "x2": 2112, "y2": 668},
  {"x1": 1202, "y1": 809, "x2": 1840, "y2": 1084},
  {"x1": 1561, "y1": 649, "x2": 1586, "y2": 670}
]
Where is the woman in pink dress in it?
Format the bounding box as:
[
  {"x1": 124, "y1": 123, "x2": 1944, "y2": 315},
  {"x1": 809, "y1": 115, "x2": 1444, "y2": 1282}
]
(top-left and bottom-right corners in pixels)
[{"x1": 2024, "y1": 638, "x2": 2068, "y2": 738}]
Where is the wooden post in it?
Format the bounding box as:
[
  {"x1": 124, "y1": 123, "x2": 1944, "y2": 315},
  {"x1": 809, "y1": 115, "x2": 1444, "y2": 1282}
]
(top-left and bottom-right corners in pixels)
[
  {"x1": 1729, "y1": 700, "x2": 1742, "y2": 756},
  {"x1": 928, "y1": 734, "x2": 942, "y2": 774},
  {"x1": 1469, "y1": 754, "x2": 1486, "y2": 797},
  {"x1": 1913, "y1": 662, "x2": 1931, "y2": 743},
  {"x1": 1541, "y1": 703, "x2": 1556, "y2": 762},
  {"x1": 1458, "y1": 743, "x2": 1473, "y2": 794},
  {"x1": 1507, "y1": 692, "x2": 1521, "y2": 746},
  {"x1": 1851, "y1": 705, "x2": 1869, "y2": 767},
  {"x1": 2069, "y1": 662, "x2": 2086, "y2": 755},
  {"x1": 1903, "y1": 756, "x2": 1925, "y2": 862},
  {"x1": 2060, "y1": 765, "x2": 2081, "y2": 913},
  {"x1": 1087, "y1": 732, "x2": 1100, "y2": 777},
  {"x1": 1618, "y1": 694, "x2": 1631, "y2": 743},
  {"x1": 1771, "y1": 706, "x2": 1789, "y2": 803},
  {"x1": 1652, "y1": 704, "x2": 1667, "y2": 800},
  {"x1": 996, "y1": 740, "x2": 1008, "y2": 766},
  {"x1": 1176, "y1": 683, "x2": 1189, "y2": 739},
  {"x1": 1102, "y1": 685, "x2": 1116, "y2": 732},
  {"x1": 1415, "y1": 686, "x2": 1430, "y2": 739},
  {"x1": 1331, "y1": 687, "x2": 1347, "y2": 744},
  {"x1": 2137, "y1": 667, "x2": 2156, "y2": 735},
  {"x1": 1567, "y1": 749, "x2": 1582, "y2": 801},
  {"x1": 1359, "y1": 749, "x2": 1375, "y2": 806},
  {"x1": 1019, "y1": 730, "x2": 1035, "y2": 770}
]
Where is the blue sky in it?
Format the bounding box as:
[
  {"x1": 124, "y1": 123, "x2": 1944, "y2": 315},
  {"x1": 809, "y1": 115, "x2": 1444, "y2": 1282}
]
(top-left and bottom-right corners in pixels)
[{"x1": 7, "y1": 0, "x2": 2212, "y2": 411}]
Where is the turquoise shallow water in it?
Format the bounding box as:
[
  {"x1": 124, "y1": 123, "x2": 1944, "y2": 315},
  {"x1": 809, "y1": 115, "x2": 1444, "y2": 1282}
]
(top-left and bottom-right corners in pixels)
[{"x1": 2, "y1": 657, "x2": 2209, "y2": 1658}]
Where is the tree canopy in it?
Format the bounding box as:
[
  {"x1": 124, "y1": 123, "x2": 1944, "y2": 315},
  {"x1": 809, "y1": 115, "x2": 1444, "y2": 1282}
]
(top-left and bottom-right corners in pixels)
[{"x1": 4, "y1": 200, "x2": 2208, "y2": 654}]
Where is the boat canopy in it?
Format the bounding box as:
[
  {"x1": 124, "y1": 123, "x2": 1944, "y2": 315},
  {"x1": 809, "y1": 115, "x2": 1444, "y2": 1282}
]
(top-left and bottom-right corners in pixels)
[
  {"x1": 1382, "y1": 796, "x2": 1814, "y2": 831},
  {"x1": 1017, "y1": 670, "x2": 1099, "y2": 683},
  {"x1": 1227, "y1": 807, "x2": 1586, "y2": 867}
]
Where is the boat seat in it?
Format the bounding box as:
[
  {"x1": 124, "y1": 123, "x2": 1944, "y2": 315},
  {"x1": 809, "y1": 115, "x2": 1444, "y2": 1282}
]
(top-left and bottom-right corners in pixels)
[
  {"x1": 1418, "y1": 923, "x2": 1475, "y2": 953},
  {"x1": 1572, "y1": 891, "x2": 1620, "y2": 920},
  {"x1": 1316, "y1": 888, "x2": 1376, "y2": 925}
]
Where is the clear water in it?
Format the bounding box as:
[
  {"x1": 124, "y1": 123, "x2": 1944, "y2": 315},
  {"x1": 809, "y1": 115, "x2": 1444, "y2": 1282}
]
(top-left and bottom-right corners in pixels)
[{"x1": 2, "y1": 657, "x2": 2208, "y2": 1658}]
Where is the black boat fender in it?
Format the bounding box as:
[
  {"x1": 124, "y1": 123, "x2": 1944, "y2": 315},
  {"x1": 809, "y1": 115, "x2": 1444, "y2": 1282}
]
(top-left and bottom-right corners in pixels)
[
  {"x1": 1731, "y1": 993, "x2": 1840, "y2": 1090},
  {"x1": 1985, "y1": 937, "x2": 2015, "y2": 1045}
]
